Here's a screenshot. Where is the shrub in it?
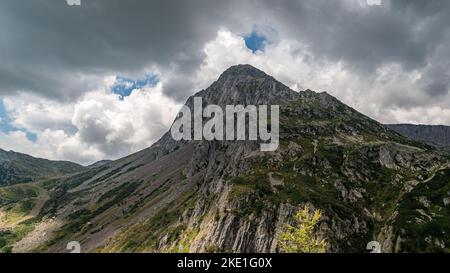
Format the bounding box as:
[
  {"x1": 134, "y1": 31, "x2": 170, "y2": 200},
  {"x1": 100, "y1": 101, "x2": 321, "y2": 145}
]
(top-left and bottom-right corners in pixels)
[{"x1": 278, "y1": 206, "x2": 327, "y2": 253}]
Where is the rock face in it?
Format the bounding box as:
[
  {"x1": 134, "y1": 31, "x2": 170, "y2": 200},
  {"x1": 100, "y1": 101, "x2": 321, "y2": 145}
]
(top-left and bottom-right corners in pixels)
[{"x1": 2, "y1": 64, "x2": 449, "y2": 253}]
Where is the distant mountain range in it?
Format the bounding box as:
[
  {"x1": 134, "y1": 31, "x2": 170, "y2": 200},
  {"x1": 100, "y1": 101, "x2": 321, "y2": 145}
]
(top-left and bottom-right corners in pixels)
[
  {"x1": 386, "y1": 124, "x2": 450, "y2": 150},
  {"x1": 1, "y1": 65, "x2": 449, "y2": 253}
]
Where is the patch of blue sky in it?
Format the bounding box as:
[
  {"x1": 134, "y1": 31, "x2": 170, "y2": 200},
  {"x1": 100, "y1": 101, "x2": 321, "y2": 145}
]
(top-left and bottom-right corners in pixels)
[
  {"x1": 0, "y1": 99, "x2": 37, "y2": 142},
  {"x1": 112, "y1": 74, "x2": 159, "y2": 99},
  {"x1": 0, "y1": 100, "x2": 14, "y2": 132},
  {"x1": 244, "y1": 30, "x2": 267, "y2": 53}
]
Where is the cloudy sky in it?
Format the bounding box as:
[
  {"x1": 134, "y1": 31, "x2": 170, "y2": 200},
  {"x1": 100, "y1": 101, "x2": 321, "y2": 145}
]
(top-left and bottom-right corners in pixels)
[{"x1": 1, "y1": 0, "x2": 449, "y2": 165}]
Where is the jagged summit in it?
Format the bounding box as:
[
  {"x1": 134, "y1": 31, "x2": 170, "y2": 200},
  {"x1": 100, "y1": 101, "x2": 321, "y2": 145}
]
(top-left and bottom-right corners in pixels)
[
  {"x1": 192, "y1": 64, "x2": 297, "y2": 107},
  {"x1": 219, "y1": 64, "x2": 274, "y2": 80}
]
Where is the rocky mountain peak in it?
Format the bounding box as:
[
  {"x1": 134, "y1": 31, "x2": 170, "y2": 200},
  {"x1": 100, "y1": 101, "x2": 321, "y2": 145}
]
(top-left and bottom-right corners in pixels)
[
  {"x1": 192, "y1": 64, "x2": 297, "y2": 107},
  {"x1": 218, "y1": 64, "x2": 274, "y2": 81}
]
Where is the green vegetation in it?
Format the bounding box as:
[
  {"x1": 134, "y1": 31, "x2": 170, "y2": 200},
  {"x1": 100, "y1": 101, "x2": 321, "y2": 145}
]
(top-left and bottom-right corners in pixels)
[
  {"x1": 0, "y1": 217, "x2": 41, "y2": 253},
  {"x1": 89, "y1": 162, "x2": 133, "y2": 186},
  {"x1": 40, "y1": 167, "x2": 107, "y2": 192},
  {"x1": 97, "y1": 180, "x2": 141, "y2": 204},
  {"x1": 227, "y1": 161, "x2": 351, "y2": 220},
  {"x1": 97, "y1": 187, "x2": 198, "y2": 253},
  {"x1": 124, "y1": 182, "x2": 171, "y2": 216},
  {"x1": 393, "y1": 169, "x2": 450, "y2": 252},
  {"x1": 48, "y1": 180, "x2": 142, "y2": 244},
  {"x1": 1, "y1": 200, "x2": 34, "y2": 223},
  {"x1": 0, "y1": 185, "x2": 39, "y2": 205},
  {"x1": 170, "y1": 227, "x2": 200, "y2": 253},
  {"x1": 228, "y1": 175, "x2": 271, "y2": 217},
  {"x1": 0, "y1": 184, "x2": 44, "y2": 227},
  {"x1": 279, "y1": 206, "x2": 327, "y2": 253},
  {"x1": 0, "y1": 149, "x2": 85, "y2": 186},
  {"x1": 205, "y1": 244, "x2": 220, "y2": 253}
]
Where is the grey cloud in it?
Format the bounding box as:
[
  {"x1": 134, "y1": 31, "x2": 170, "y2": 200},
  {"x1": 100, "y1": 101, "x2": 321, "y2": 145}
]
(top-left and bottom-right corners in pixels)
[
  {"x1": 246, "y1": 0, "x2": 450, "y2": 108},
  {"x1": 252, "y1": 0, "x2": 448, "y2": 72},
  {"x1": 1, "y1": 0, "x2": 450, "y2": 106},
  {"x1": 424, "y1": 81, "x2": 449, "y2": 97},
  {"x1": 419, "y1": 44, "x2": 450, "y2": 98},
  {"x1": 0, "y1": 0, "x2": 232, "y2": 101},
  {"x1": 420, "y1": 64, "x2": 450, "y2": 97}
]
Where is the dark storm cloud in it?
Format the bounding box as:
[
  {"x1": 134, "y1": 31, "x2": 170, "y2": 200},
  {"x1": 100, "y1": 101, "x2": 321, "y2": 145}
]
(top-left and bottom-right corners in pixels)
[
  {"x1": 241, "y1": 0, "x2": 450, "y2": 106},
  {"x1": 251, "y1": 0, "x2": 450, "y2": 73},
  {"x1": 0, "y1": 0, "x2": 232, "y2": 101},
  {"x1": 420, "y1": 60, "x2": 450, "y2": 97},
  {"x1": 0, "y1": 0, "x2": 449, "y2": 104}
]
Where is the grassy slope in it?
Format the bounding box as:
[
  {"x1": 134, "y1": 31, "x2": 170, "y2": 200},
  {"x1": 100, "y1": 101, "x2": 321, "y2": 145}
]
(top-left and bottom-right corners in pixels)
[{"x1": 0, "y1": 149, "x2": 85, "y2": 186}]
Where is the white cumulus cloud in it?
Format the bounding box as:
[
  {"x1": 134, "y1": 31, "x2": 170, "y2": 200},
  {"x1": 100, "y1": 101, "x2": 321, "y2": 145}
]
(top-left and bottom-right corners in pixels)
[{"x1": 1, "y1": 82, "x2": 181, "y2": 165}]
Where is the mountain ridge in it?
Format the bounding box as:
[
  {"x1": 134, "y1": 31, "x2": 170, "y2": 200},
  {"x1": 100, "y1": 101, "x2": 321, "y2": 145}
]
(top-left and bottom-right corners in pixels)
[
  {"x1": 386, "y1": 124, "x2": 450, "y2": 150},
  {"x1": 1, "y1": 64, "x2": 449, "y2": 253},
  {"x1": 0, "y1": 148, "x2": 85, "y2": 187}
]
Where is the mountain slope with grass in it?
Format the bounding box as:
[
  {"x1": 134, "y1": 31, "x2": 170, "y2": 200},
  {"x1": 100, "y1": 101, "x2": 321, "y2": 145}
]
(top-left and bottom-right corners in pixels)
[
  {"x1": 0, "y1": 149, "x2": 85, "y2": 186},
  {"x1": 1, "y1": 65, "x2": 449, "y2": 253}
]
